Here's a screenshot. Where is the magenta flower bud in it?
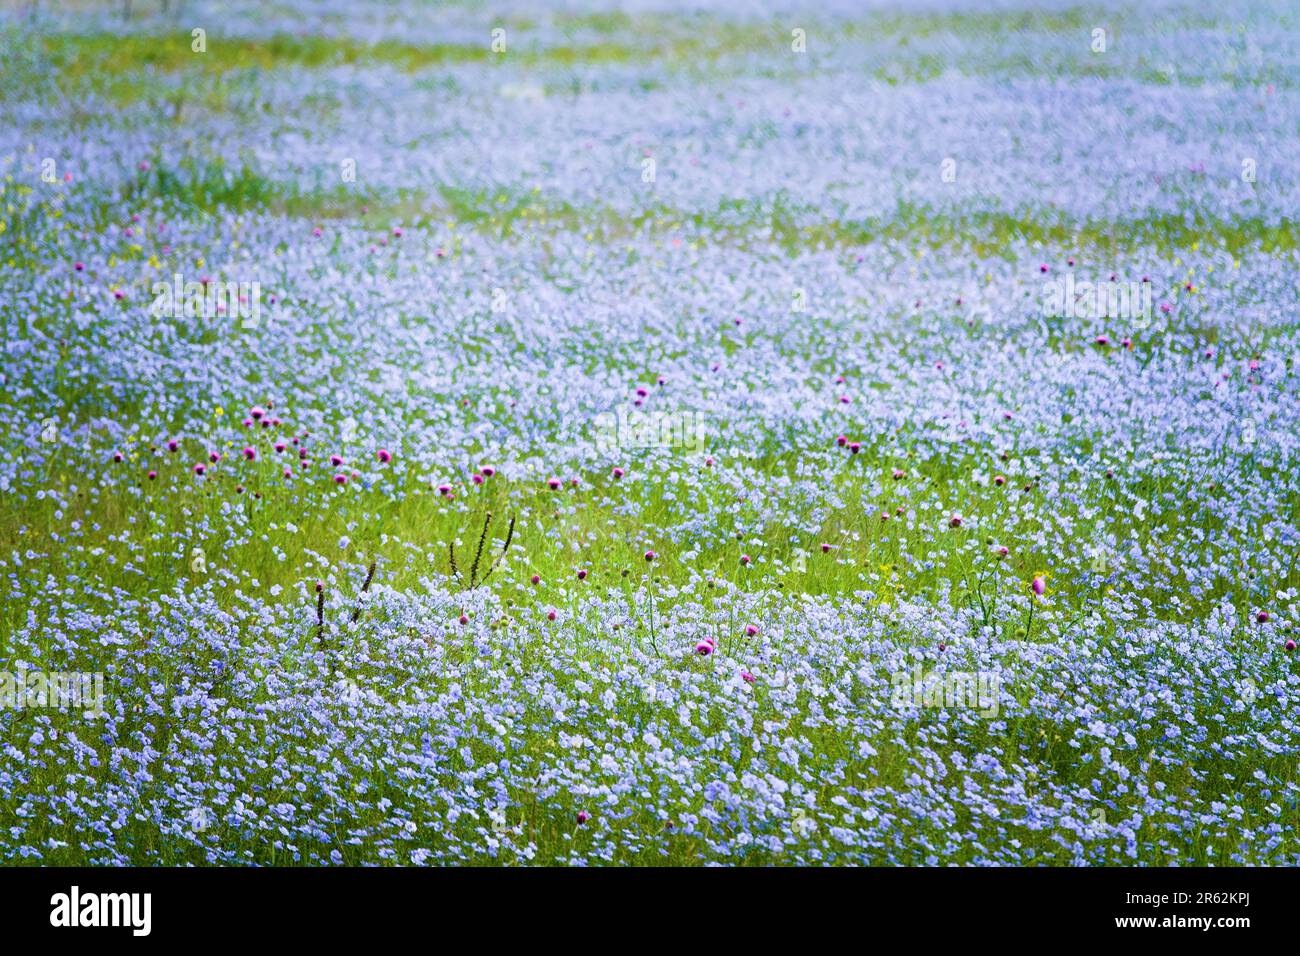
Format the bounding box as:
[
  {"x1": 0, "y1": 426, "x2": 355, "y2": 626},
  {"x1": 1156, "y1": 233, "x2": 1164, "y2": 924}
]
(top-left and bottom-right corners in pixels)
[
  {"x1": 744, "y1": 624, "x2": 758, "y2": 636},
  {"x1": 546, "y1": 608, "x2": 557, "y2": 621},
  {"x1": 547, "y1": 476, "x2": 561, "y2": 490},
  {"x1": 612, "y1": 467, "x2": 624, "y2": 479},
  {"x1": 377, "y1": 449, "x2": 392, "y2": 463},
  {"x1": 695, "y1": 641, "x2": 713, "y2": 656},
  {"x1": 1031, "y1": 575, "x2": 1046, "y2": 596},
  {"x1": 577, "y1": 569, "x2": 587, "y2": 580},
  {"x1": 459, "y1": 614, "x2": 468, "y2": 625},
  {"x1": 576, "y1": 811, "x2": 590, "y2": 824},
  {"x1": 147, "y1": 470, "x2": 157, "y2": 480},
  {"x1": 333, "y1": 474, "x2": 347, "y2": 485},
  {"x1": 741, "y1": 671, "x2": 755, "y2": 683},
  {"x1": 949, "y1": 515, "x2": 962, "y2": 528},
  {"x1": 1256, "y1": 611, "x2": 1270, "y2": 623},
  {"x1": 480, "y1": 466, "x2": 495, "y2": 477},
  {"x1": 330, "y1": 454, "x2": 343, "y2": 467},
  {"x1": 644, "y1": 550, "x2": 656, "y2": 562},
  {"x1": 209, "y1": 451, "x2": 221, "y2": 463},
  {"x1": 740, "y1": 554, "x2": 751, "y2": 565},
  {"x1": 530, "y1": 574, "x2": 541, "y2": 585},
  {"x1": 193, "y1": 463, "x2": 206, "y2": 475}
]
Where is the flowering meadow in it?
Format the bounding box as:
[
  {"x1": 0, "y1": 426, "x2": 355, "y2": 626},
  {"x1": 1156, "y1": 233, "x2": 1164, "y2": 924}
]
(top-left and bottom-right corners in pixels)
[{"x1": 1, "y1": 0, "x2": 1299, "y2": 867}]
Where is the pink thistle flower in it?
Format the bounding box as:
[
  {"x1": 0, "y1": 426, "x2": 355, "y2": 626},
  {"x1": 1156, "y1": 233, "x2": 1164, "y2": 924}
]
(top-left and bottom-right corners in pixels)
[
  {"x1": 821, "y1": 543, "x2": 831, "y2": 553},
  {"x1": 480, "y1": 466, "x2": 495, "y2": 477},
  {"x1": 1286, "y1": 640, "x2": 1296, "y2": 652},
  {"x1": 530, "y1": 574, "x2": 541, "y2": 585},
  {"x1": 209, "y1": 451, "x2": 221, "y2": 463},
  {"x1": 577, "y1": 569, "x2": 588, "y2": 580},
  {"x1": 1256, "y1": 611, "x2": 1270, "y2": 623},
  {"x1": 377, "y1": 449, "x2": 392, "y2": 463},
  {"x1": 546, "y1": 476, "x2": 561, "y2": 490},
  {"x1": 147, "y1": 470, "x2": 157, "y2": 480},
  {"x1": 333, "y1": 474, "x2": 347, "y2": 485},
  {"x1": 739, "y1": 554, "x2": 751, "y2": 565},
  {"x1": 848, "y1": 442, "x2": 861, "y2": 454},
  {"x1": 193, "y1": 463, "x2": 206, "y2": 475},
  {"x1": 611, "y1": 467, "x2": 625, "y2": 479},
  {"x1": 459, "y1": 614, "x2": 469, "y2": 625},
  {"x1": 283, "y1": 468, "x2": 292, "y2": 479},
  {"x1": 112, "y1": 451, "x2": 124, "y2": 463},
  {"x1": 74, "y1": 261, "x2": 84, "y2": 272},
  {"x1": 274, "y1": 442, "x2": 286, "y2": 453},
  {"x1": 330, "y1": 454, "x2": 343, "y2": 467},
  {"x1": 744, "y1": 625, "x2": 758, "y2": 637},
  {"x1": 644, "y1": 550, "x2": 657, "y2": 562},
  {"x1": 437, "y1": 484, "x2": 451, "y2": 496},
  {"x1": 242, "y1": 447, "x2": 256, "y2": 461},
  {"x1": 949, "y1": 514, "x2": 963, "y2": 528},
  {"x1": 576, "y1": 811, "x2": 590, "y2": 824},
  {"x1": 1031, "y1": 575, "x2": 1046, "y2": 596},
  {"x1": 695, "y1": 641, "x2": 713, "y2": 656},
  {"x1": 836, "y1": 435, "x2": 847, "y2": 447},
  {"x1": 249, "y1": 406, "x2": 265, "y2": 420},
  {"x1": 993, "y1": 475, "x2": 1006, "y2": 486},
  {"x1": 471, "y1": 473, "x2": 484, "y2": 485},
  {"x1": 892, "y1": 469, "x2": 905, "y2": 480},
  {"x1": 741, "y1": 671, "x2": 755, "y2": 684}
]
